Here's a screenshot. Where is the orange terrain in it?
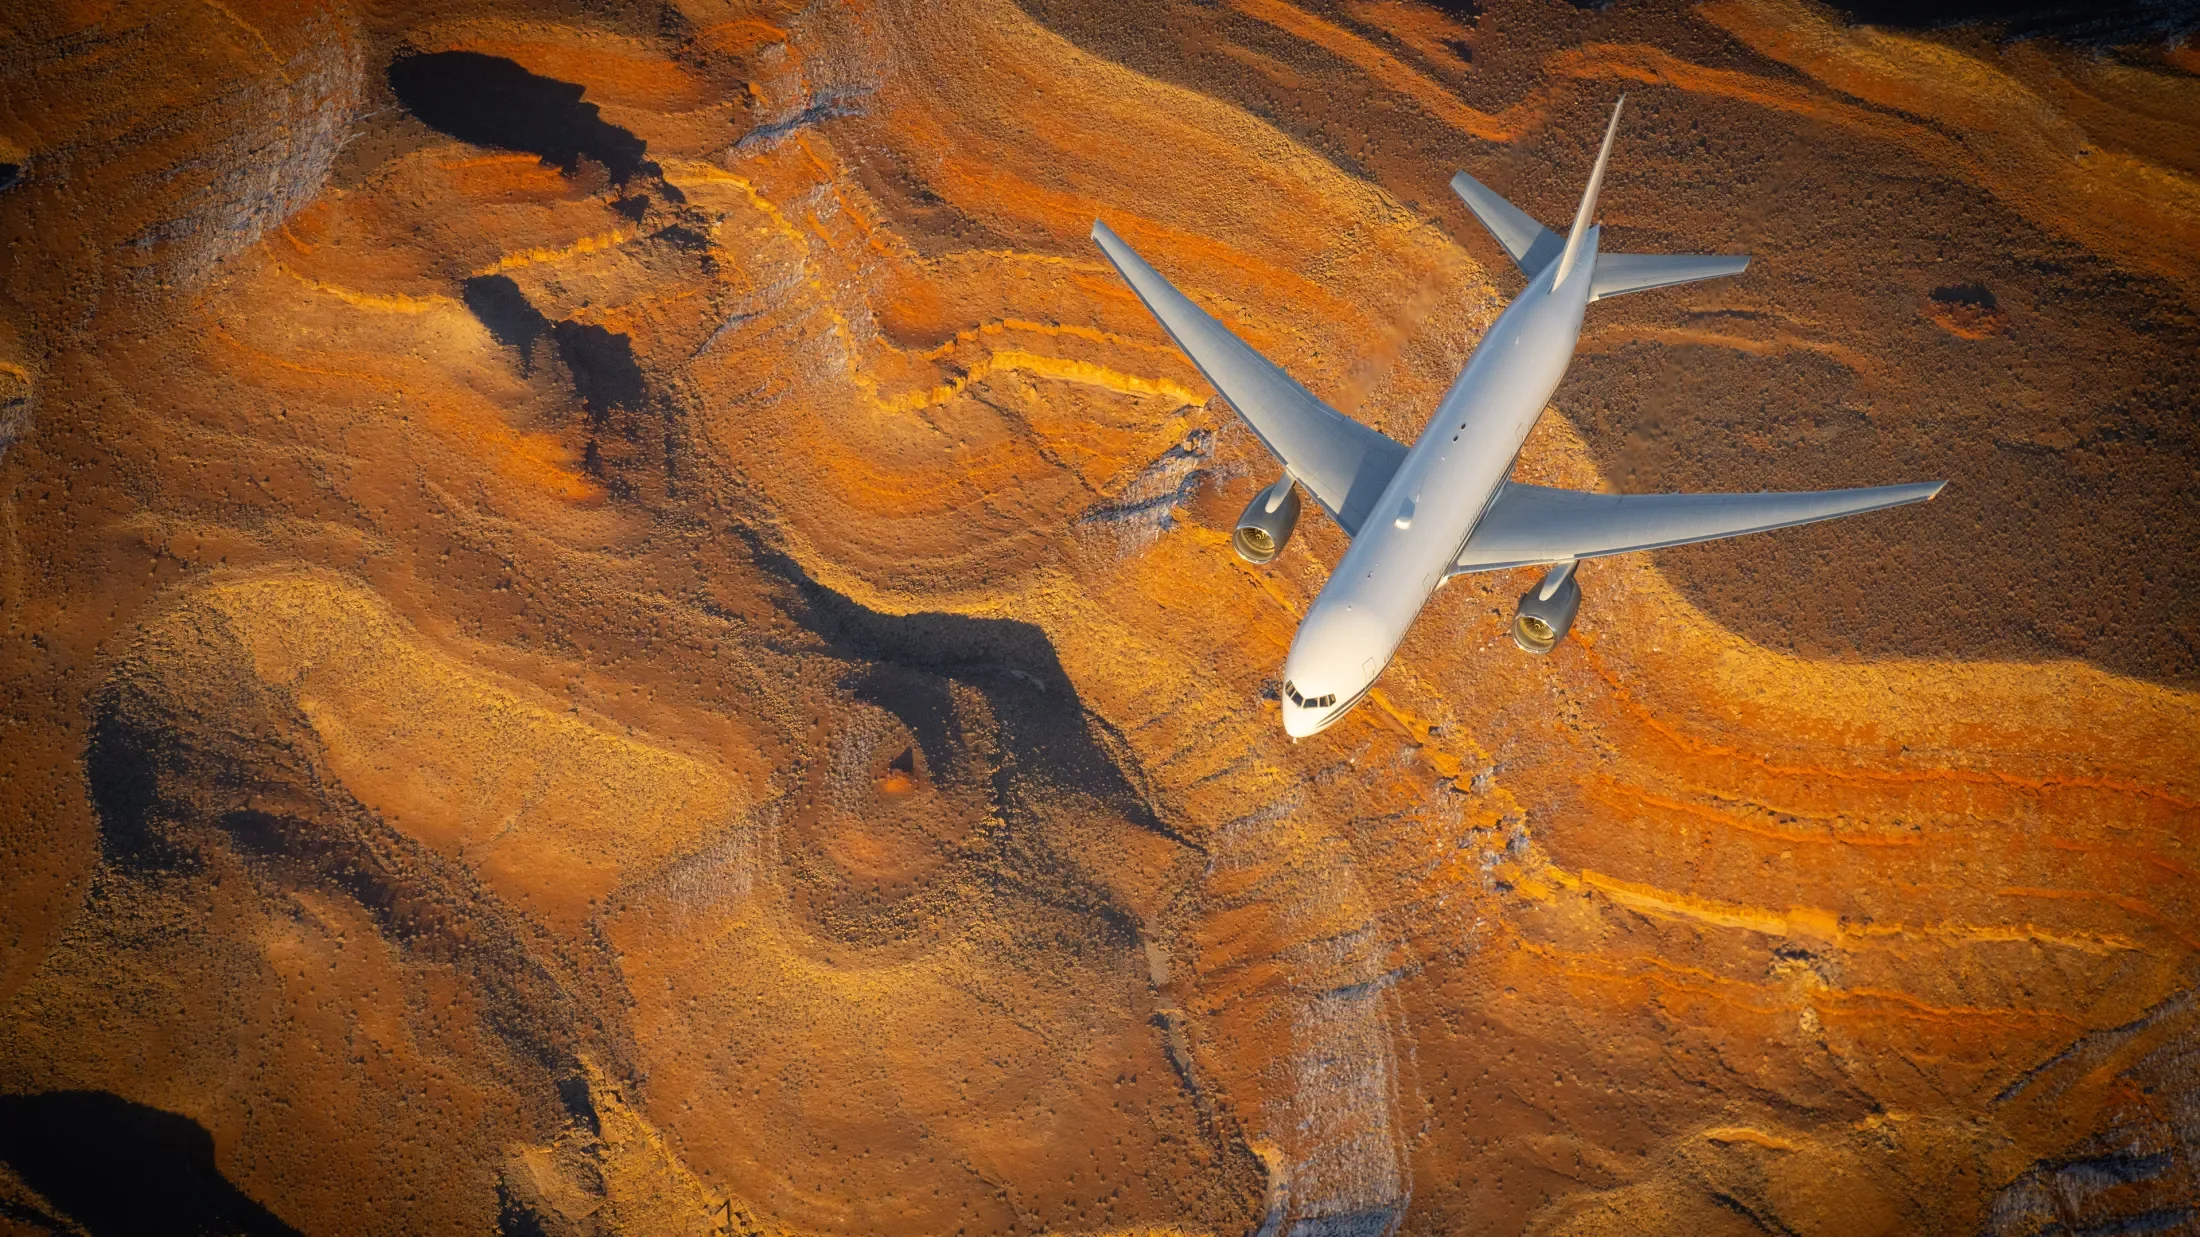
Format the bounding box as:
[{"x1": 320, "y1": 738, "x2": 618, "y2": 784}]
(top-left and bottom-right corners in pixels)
[{"x1": 1, "y1": 0, "x2": 2196, "y2": 1234}]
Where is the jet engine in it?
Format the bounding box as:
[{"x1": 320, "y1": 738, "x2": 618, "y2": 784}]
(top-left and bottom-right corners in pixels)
[
  {"x1": 1512, "y1": 568, "x2": 1582, "y2": 655},
  {"x1": 1233, "y1": 479, "x2": 1302, "y2": 564}
]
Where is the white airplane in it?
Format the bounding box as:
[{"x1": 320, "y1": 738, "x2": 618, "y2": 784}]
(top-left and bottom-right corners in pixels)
[{"x1": 1092, "y1": 98, "x2": 1944, "y2": 738}]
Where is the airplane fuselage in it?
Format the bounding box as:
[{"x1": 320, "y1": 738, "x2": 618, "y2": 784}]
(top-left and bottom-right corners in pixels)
[{"x1": 1279, "y1": 228, "x2": 1599, "y2": 737}]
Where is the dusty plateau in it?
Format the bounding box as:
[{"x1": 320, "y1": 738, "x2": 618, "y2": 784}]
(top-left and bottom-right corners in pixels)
[{"x1": 2, "y1": 0, "x2": 2199, "y2": 1233}]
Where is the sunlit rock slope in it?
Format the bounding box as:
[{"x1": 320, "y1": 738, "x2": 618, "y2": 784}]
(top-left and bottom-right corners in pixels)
[{"x1": 1, "y1": 0, "x2": 2196, "y2": 1233}]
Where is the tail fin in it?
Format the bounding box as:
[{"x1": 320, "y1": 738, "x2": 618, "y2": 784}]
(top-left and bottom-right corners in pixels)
[{"x1": 1551, "y1": 95, "x2": 1625, "y2": 288}]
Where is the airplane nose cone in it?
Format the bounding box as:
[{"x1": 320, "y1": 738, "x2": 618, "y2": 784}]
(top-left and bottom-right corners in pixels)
[{"x1": 1278, "y1": 604, "x2": 1388, "y2": 736}]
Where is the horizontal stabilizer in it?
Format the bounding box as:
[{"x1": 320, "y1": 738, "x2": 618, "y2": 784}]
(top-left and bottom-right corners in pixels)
[
  {"x1": 1453, "y1": 480, "x2": 1945, "y2": 573},
  {"x1": 1591, "y1": 252, "x2": 1750, "y2": 302},
  {"x1": 1091, "y1": 220, "x2": 1407, "y2": 537},
  {"x1": 1449, "y1": 171, "x2": 1562, "y2": 277}
]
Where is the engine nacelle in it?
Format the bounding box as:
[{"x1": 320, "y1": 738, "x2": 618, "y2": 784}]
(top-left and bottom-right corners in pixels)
[
  {"x1": 1233, "y1": 481, "x2": 1302, "y2": 564},
  {"x1": 1512, "y1": 571, "x2": 1582, "y2": 655}
]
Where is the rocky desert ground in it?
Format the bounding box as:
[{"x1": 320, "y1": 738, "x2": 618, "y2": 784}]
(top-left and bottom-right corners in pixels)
[{"x1": 1, "y1": 0, "x2": 2197, "y2": 1233}]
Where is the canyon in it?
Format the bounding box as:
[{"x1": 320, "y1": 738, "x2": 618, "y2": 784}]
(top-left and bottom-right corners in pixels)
[{"x1": 1, "y1": 0, "x2": 2196, "y2": 1233}]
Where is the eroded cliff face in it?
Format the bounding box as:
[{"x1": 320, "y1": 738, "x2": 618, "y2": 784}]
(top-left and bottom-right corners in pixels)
[{"x1": 0, "y1": 1, "x2": 2194, "y2": 1234}]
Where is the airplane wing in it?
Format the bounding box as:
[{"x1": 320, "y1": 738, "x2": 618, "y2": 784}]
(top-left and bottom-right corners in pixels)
[
  {"x1": 1451, "y1": 480, "x2": 1945, "y2": 573},
  {"x1": 1092, "y1": 220, "x2": 1406, "y2": 537},
  {"x1": 1591, "y1": 253, "x2": 1751, "y2": 302}
]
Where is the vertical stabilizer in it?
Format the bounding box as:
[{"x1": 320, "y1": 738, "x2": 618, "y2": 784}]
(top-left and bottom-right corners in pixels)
[{"x1": 1551, "y1": 96, "x2": 1625, "y2": 288}]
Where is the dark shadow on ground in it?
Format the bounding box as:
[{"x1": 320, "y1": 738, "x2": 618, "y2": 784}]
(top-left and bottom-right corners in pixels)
[
  {"x1": 736, "y1": 532, "x2": 1180, "y2": 845},
  {"x1": 387, "y1": 51, "x2": 654, "y2": 183},
  {"x1": 461, "y1": 275, "x2": 550, "y2": 373},
  {"x1": 550, "y1": 322, "x2": 647, "y2": 424},
  {"x1": 1823, "y1": 0, "x2": 2199, "y2": 44},
  {"x1": 0, "y1": 1091, "x2": 300, "y2": 1236}
]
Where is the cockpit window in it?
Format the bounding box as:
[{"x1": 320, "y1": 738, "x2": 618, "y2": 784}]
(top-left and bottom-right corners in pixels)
[{"x1": 1284, "y1": 681, "x2": 1340, "y2": 710}]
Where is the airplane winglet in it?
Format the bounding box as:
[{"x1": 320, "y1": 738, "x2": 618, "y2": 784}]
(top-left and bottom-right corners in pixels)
[{"x1": 1552, "y1": 95, "x2": 1625, "y2": 289}]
